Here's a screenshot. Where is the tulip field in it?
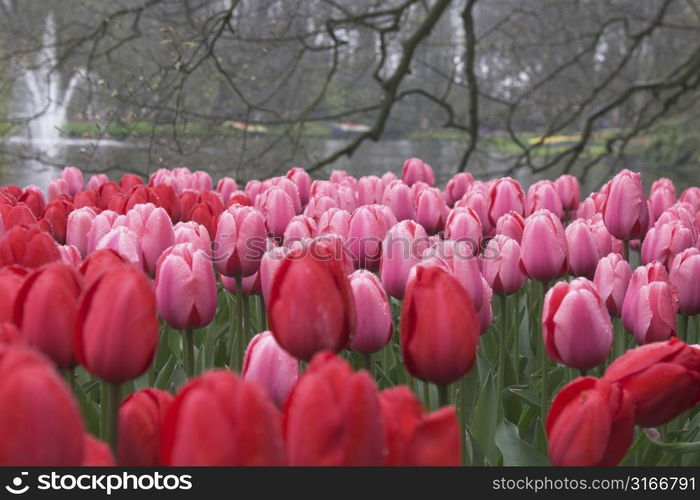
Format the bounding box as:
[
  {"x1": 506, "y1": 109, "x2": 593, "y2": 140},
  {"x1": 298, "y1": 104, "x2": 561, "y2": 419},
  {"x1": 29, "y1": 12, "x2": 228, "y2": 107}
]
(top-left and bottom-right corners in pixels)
[{"x1": 1, "y1": 159, "x2": 700, "y2": 467}]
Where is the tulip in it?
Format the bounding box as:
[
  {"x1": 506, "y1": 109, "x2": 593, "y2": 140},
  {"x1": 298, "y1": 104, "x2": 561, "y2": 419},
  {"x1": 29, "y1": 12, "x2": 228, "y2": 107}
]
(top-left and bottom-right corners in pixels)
[
  {"x1": 14, "y1": 262, "x2": 82, "y2": 369},
  {"x1": 0, "y1": 322, "x2": 20, "y2": 345},
  {"x1": 401, "y1": 265, "x2": 479, "y2": 386},
  {"x1": 357, "y1": 175, "x2": 385, "y2": 205},
  {"x1": 481, "y1": 235, "x2": 526, "y2": 295},
  {"x1": 119, "y1": 173, "x2": 143, "y2": 191},
  {"x1": 303, "y1": 194, "x2": 337, "y2": 221},
  {"x1": 603, "y1": 338, "x2": 700, "y2": 427},
  {"x1": 621, "y1": 262, "x2": 669, "y2": 330},
  {"x1": 225, "y1": 191, "x2": 253, "y2": 208},
  {"x1": 272, "y1": 177, "x2": 302, "y2": 214},
  {"x1": 378, "y1": 387, "x2": 461, "y2": 466},
  {"x1": 161, "y1": 370, "x2": 285, "y2": 465},
  {"x1": 488, "y1": 177, "x2": 525, "y2": 227},
  {"x1": 414, "y1": 187, "x2": 447, "y2": 234},
  {"x1": 602, "y1": 169, "x2": 649, "y2": 240},
  {"x1": 401, "y1": 157, "x2": 435, "y2": 187},
  {"x1": 456, "y1": 189, "x2": 491, "y2": 235},
  {"x1": 444, "y1": 206, "x2": 482, "y2": 249},
  {"x1": 114, "y1": 203, "x2": 175, "y2": 276},
  {"x1": 542, "y1": 278, "x2": 613, "y2": 370},
  {"x1": 0, "y1": 266, "x2": 28, "y2": 322},
  {"x1": 18, "y1": 188, "x2": 45, "y2": 217},
  {"x1": 680, "y1": 186, "x2": 700, "y2": 211},
  {"x1": 97, "y1": 182, "x2": 122, "y2": 210},
  {"x1": 173, "y1": 221, "x2": 212, "y2": 256},
  {"x1": 256, "y1": 187, "x2": 295, "y2": 238},
  {"x1": 565, "y1": 219, "x2": 600, "y2": 278},
  {"x1": 576, "y1": 191, "x2": 607, "y2": 220},
  {"x1": 259, "y1": 245, "x2": 287, "y2": 305},
  {"x1": 66, "y1": 207, "x2": 97, "y2": 257},
  {"x1": 641, "y1": 219, "x2": 695, "y2": 269},
  {"x1": 284, "y1": 353, "x2": 384, "y2": 465},
  {"x1": 95, "y1": 225, "x2": 142, "y2": 270},
  {"x1": 0, "y1": 345, "x2": 84, "y2": 465},
  {"x1": 588, "y1": 214, "x2": 623, "y2": 257},
  {"x1": 121, "y1": 185, "x2": 161, "y2": 214},
  {"x1": 315, "y1": 208, "x2": 348, "y2": 238},
  {"x1": 286, "y1": 167, "x2": 311, "y2": 206},
  {"x1": 669, "y1": 247, "x2": 700, "y2": 315},
  {"x1": 187, "y1": 201, "x2": 219, "y2": 241},
  {"x1": 2, "y1": 202, "x2": 38, "y2": 230},
  {"x1": 216, "y1": 177, "x2": 238, "y2": 204},
  {"x1": 433, "y1": 240, "x2": 484, "y2": 311},
  {"x1": 283, "y1": 214, "x2": 318, "y2": 243},
  {"x1": 78, "y1": 248, "x2": 128, "y2": 288},
  {"x1": 554, "y1": 174, "x2": 580, "y2": 215},
  {"x1": 0, "y1": 224, "x2": 60, "y2": 268},
  {"x1": 43, "y1": 198, "x2": 73, "y2": 244},
  {"x1": 649, "y1": 179, "x2": 676, "y2": 221},
  {"x1": 346, "y1": 205, "x2": 388, "y2": 271},
  {"x1": 86, "y1": 210, "x2": 119, "y2": 254},
  {"x1": 380, "y1": 220, "x2": 430, "y2": 300},
  {"x1": 87, "y1": 174, "x2": 109, "y2": 191},
  {"x1": 348, "y1": 270, "x2": 393, "y2": 354},
  {"x1": 593, "y1": 253, "x2": 632, "y2": 316},
  {"x1": 61, "y1": 166, "x2": 85, "y2": 196},
  {"x1": 155, "y1": 243, "x2": 217, "y2": 331},
  {"x1": 118, "y1": 388, "x2": 174, "y2": 466},
  {"x1": 242, "y1": 331, "x2": 298, "y2": 408},
  {"x1": 245, "y1": 180, "x2": 264, "y2": 204},
  {"x1": 520, "y1": 209, "x2": 568, "y2": 281},
  {"x1": 495, "y1": 210, "x2": 525, "y2": 243},
  {"x1": 445, "y1": 172, "x2": 473, "y2": 208},
  {"x1": 75, "y1": 264, "x2": 159, "y2": 383},
  {"x1": 382, "y1": 180, "x2": 416, "y2": 221},
  {"x1": 546, "y1": 377, "x2": 635, "y2": 466},
  {"x1": 47, "y1": 178, "x2": 70, "y2": 201},
  {"x1": 214, "y1": 205, "x2": 267, "y2": 278},
  {"x1": 82, "y1": 434, "x2": 115, "y2": 466},
  {"x1": 526, "y1": 180, "x2": 564, "y2": 219}
]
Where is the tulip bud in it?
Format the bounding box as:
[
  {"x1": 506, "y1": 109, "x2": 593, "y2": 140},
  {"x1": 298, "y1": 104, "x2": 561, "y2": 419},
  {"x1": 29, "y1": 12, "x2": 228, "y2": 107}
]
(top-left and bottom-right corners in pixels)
[
  {"x1": 649, "y1": 179, "x2": 676, "y2": 221},
  {"x1": 445, "y1": 172, "x2": 474, "y2": 208},
  {"x1": 61, "y1": 166, "x2": 85, "y2": 196},
  {"x1": 542, "y1": 278, "x2": 613, "y2": 370},
  {"x1": 380, "y1": 220, "x2": 430, "y2": 300},
  {"x1": 348, "y1": 270, "x2": 393, "y2": 354},
  {"x1": 481, "y1": 235, "x2": 526, "y2": 295},
  {"x1": 118, "y1": 388, "x2": 174, "y2": 466},
  {"x1": 161, "y1": 370, "x2": 285, "y2": 465},
  {"x1": 602, "y1": 169, "x2": 649, "y2": 240},
  {"x1": 0, "y1": 224, "x2": 60, "y2": 268},
  {"x1": 257, "y1": 187, "x2": 296, "y2": 238},
  {"x1": 414, "y1": 188, "x2": 447, "y2": 234},
  {"x1": 67, "y1": 207, "x2": 97, "y2": 258},
  {"x1": 214, "y1": 205, "x2": 267, "y2": 278},
  {"x1": 75, "y1": 264, "x2": 159, "y2": 383},
  {"x1": 444, "y1": 207, "x2": 482, "y2": 248},
  {"x1": 669, "y1": 247, "x2": 700, "y2": 315},
  {"x1": 526, "y1": 180, "x2": 564, "y2": 219},
  {"x1": 554, "y1": 174, "x2": 580, "y2": 214},
  {"x1": 641, "y1": 219, "x2": 695, "y2": 269},
  {"x1": 357, "y1": 175, "x2": 385, "y2": 206},
  {"x1": 495, "y1": 211, "x2": 525, "y2": 243},
  {"x1": 488, "y1": 177, "x2": 525, "y2": 227},
  {"x1": 382, "y1": 180, "x2": 416, "y2": 222},
  {"x1": 242, "y1": 331, "x2": 298, "y2": 407},
  {"x1": 593, "y1": 253, "x2": 631, "y2": 317},
  {"x1": 283, "y1": 214, "x2": 318, "y2": 242},
  {"x1": 173, "y1": 221, "x2": 212, "y2": 256},
  {"x1": 520, "y1": 209, "x2": 568, "y2": 281},
  {"x1": 284, "y1": 353, "x2": 384, "y2": 465},
  {"x1": 401, "y1": 157, "x2": 435, "y2": 187},
  {"x1": 565, "y1": 219, "x2": 600, "y2": 278},
  {"x1": 286, "y1": 167, "x2": 311, "y2": 206},
  {"x1": 603, "y1": 338, "x2": 700, "y2": 427},
  {"x1": 401, "y1": 265, "x2": 479, "y2": 385},
  {"x1": 546, "y1": 377, "x2": 635, "y2": 466},
  {"x1": 0, "y1": 266, "x2": 28, "y2": 322}
]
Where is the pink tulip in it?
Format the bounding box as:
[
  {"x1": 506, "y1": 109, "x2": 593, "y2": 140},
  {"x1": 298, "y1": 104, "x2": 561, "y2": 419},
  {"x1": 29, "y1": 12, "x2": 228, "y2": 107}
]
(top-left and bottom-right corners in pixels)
[
  {"x1": 95, "y1": 226, "x2": 142, "y2": 270},
  {"x1": 380, "y1": 220, "x2": 430, "y2": 300},
  {"x1": 316, "y1": 208, "x2": 350, "y2": 239},
  {"x1": 173, "y1": 221, "x2": 212, "y2": 256},
  {"x1": 256, "y1": 187, "x2": 295, "y2": 238},
  {"x1": 242, "y1": 331, "x2": 299, "y2": 407},
  {"x1": 520, "y1": 209, "x2": 568, "y2": 281},
  {"x1": 655, "y1": 203, "x2": 698, "y2": 240},
  {"x1": 669, "y1": 248, "x2": 700, "y2": 315},
  {"x1": 382, "y1": 180, "x2": 416, "y2": 222},
  {"x1": 488, "y1": 177, "x2": 525, "y2": 227},
  {"x1": 649, "y1": 179, "x2": 676, "y2": 221},
  {"x1": 58, "y1": 245, "x2": 82, "y2": 267},
  {"x1": 431, "y1": 240, "x2": 484, "y2": 311},
  {"x1": 155, "y1": 243, "x2": 217, "y2": 330},
  {"x1": 273, "y1": 177, "x2": 302, "y2": 214},
  {"x1": 455, "y1": 189, "x2": 491, "y2": 236},
  {"x1": 495, "y1": 211, "x2": 525, "y2": 243},
  {"x1": 444, "y1": 207, "x2": 482, "y2": 249},
  {"x1": 260, "y1": 246, "x2": 287, "y2": 304},
  {"x1": 402, "y1": 158, "x2": 435, "y2": 187},
  {"x1": 216, "y1": 177, "x2": 238, "y2": 204},
  {"x1": 588, "y1": 214, "x2": 623, "y2": 257},
  {"x1": 347, "y1": 205, "x2": 389, "y2": 271},
  {"x1": 414, "y1": 188, "x2": 447, "y2": 234},
  {"x1": 284, "y1": 168, "x2": 311, "y2": 206},
  {"x1": 61, "y1": 166, "x2": 85, "y2": 196},
  {"x1": 526, "y1": 180, "x2": 563, "y2": 219},
  {"x1": 66, "y1": 207, "x2": 97, "y2": 258},
  {"x1": 445, "y1": 172, "x2": 474, "y2": 207},
  {"x1": 680, "y1": 187, "x2": 700, "y2": 211},
  {"x1": 593, "y1": 253, "x2": 632, "y2": 317},
  {"x1": 576, "y1": 191, "x2": 607, "y2": 220},
  {"x1": 47, "y1": 178, "x2": 70, "y2": 201},
  {"x1": 244, "y1": 180, "x2": 264, "y2": 204},
  {"x1": 357, "y1": 176, "x2": 385, "y2": 205},
  {"x1": 602, "y1": 170, "x2": 649, "y2": 240},
  {"x1": 641, "y1": 220, "x2": 695, "y2": 269},
  {"x1": 336, "y1": 184, "x2": 358, "y2": 212},
  {"x1": 554, "y1": 174, "x2": 580, "y2": 214},
  {"x1": 283, "y1": 215, "x2": 318, "y2": 242},
  {"x1": 382, "y1": 172, "x2": 398, "y2": 185},
  {"x1": 348, "y1": 270, "x2": 393, "y2": 354},
  {"x1": 542, "y1": 278, "x2": 613, "y2": 370},
  {"x1": 214, "y1": 205, "x2": 267, "y2": 278},
  {"x1": 565, "y1": 219, "x2": 600, "y2": 278},
  {"x1": 303, "y1": 194, "x2": 338, "y2": 221},
  {"x1": 87, "y1": 174, "x2": 109, "y2": 191},
  {"x1": 481, "y1": 235, "x2": 525, "y2": 295}
]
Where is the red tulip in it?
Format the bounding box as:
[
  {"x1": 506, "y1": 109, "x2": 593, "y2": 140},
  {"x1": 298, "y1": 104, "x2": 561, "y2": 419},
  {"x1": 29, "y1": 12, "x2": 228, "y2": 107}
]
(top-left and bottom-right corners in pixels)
[
  {"x1": 565, "y1": 219, "x2": 600, "y2": 278},
  {"x1": 187, "y1": 201, "x2": 219, "y2": 240},
  {"x1": 82, "y1": 434, "x2": 115, "y2": 466},
  {"x1": 669, "y1": 247, "x2": 700, "y2": 315},
  {"x1": 119, "y1": 388, "x2": 174, "y2": 466},
  {"x1": 380, "y1": 220, "x2": 430, "y2": 299},
  {"x1": 401, "y1": 157, "x2": 435, "y2": 187},
  {"x1": 78, "y1": 248, "x2": 128, "y2": 288},
  {"x1": 1, "y1": 202, "x2": 38, "y2": 230},
  {"x1": 401, "y1": 265, "x2": 479, "y2": 385},
  {"x1": 119, "y1": 173, "x2": 143, "y2": 191},
  {"x1": 283, "y1": 353, "x2": 384, "y2": 465},
  {"x1": 267, "y1": 241, "x2": 355, "y2": 361},
  {"x1": 75, "y1": 264, "x2": 159, "y2": 383},
  {"x1": 14, "y1": 262, "x2": 82, "y2": 369},
  {"x1": 162, "y1": 370, "x2": 285, "y2": 465},
  {"x1": 348, "y1": 270, "x2": 393, "y2": 354},
  {"x1": 481, "y1": 235, "x2": 526, "y2": 295},
  {"x1": 0, "y1": 345, "x2": 84, "y2": 465},
  {"x1": 151, "y1": 183, "x2": 181, "y2": 222},
  {"x1": 542, "y1": 278, "x2": 613, "y2": 370},
  {"x1": 214, "y1": 205, "x2": 267, "y2": 277},
  {"x1": 593, "y1": 253, "x2": 631, "y2": 317},
  {"x1": 602, "y1": 169, "x2": 649, "y2": 240},
  {"x1": 0, "y1": 321, "x2": 21, "y2": 345},
  {"x1": 0, "y1": 224, "x2": 60, "y2": 268},
  {"x1": 242, "y1": 331, "x2": 299, "y2": 408},
  {"x1": 155, "y1": 243, "x2": 217, "y2": 330},
  {"x1": 17, "y1": 188, "x2": 45, "y2": 218},
  {"x1": 546, "y1": 377, "x2": 635, "y2": 466},
  {"x1": 0, "y1": 266, "x2": 28, "y2": 322},
  {"x1": 379, "y1": 386, "x2": 461, "y2": 466},
  {"x1": 520, "y1": 209, "x2": 568, "y2": 281},
  {"x1": 604, "y1": 338, "x2": 700, "y2": 427}
]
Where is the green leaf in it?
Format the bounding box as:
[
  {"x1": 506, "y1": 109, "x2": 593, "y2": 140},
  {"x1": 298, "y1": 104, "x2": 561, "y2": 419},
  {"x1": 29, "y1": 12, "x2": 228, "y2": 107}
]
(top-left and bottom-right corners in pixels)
[
  {"x1": 647, "y1": 437, "x2": 700, "y2": 454},
  {"x1": 507, "y1": 386, "x2": 541, "y2": 408},
  {"x1": 496, "y1": 420, "x2": 551, "y2": 466},
  {"x1": 470, "y1": 372, "x2": 499, "y2": 465}
]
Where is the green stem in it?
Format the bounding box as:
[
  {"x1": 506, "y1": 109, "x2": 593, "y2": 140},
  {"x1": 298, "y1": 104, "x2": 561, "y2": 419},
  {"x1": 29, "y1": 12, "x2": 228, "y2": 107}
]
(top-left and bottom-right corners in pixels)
[
  {"x1": 539, "y1": 280, "x2": 548, "y2": 426},
  {"x1": 243, "y1": 294, "x2": 251, "y2": 342},
  {"x1": 361, "y1": 352, "x2": 372, "y2": 375},
  {"x1": 259, "y1": 296, "x2": 267, "y2": 331},
  {"x1": 102, "y1": 382, "x2": 121, "y2": 454},
  {"x1": 184, "y1": 329, "x2": 195, "y2": 377},
  {"x1": 229, "y1": 276, "x2": 245, "y2": 371},
  {"x1": 422, "y1": 380, "x2": 430, "y2": 409},
  {"x1": 497, "y1": 293, "x2": 507, "y2": 421},
  {"x1": 437, "y1": 384, "x2": 449, "y2": 407},
  {"x1": 579, "y1": 369, "x2": 588, "y2": 377},
  {"x1": 678, "y1": 314, "x2": 689, "y2": 343},
  {"x1": 623, "y1": 239, "x2": 630, "y2": 265},
  {"x1": 513, "y1": 289, "x2": 520, "y2": 385}
]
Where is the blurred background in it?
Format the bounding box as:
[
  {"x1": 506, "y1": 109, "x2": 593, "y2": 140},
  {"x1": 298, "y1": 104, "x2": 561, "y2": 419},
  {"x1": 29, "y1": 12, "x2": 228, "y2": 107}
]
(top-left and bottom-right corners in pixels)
[{"x1": 0, "y1": 0, "x2": 698, "y2": 190}]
